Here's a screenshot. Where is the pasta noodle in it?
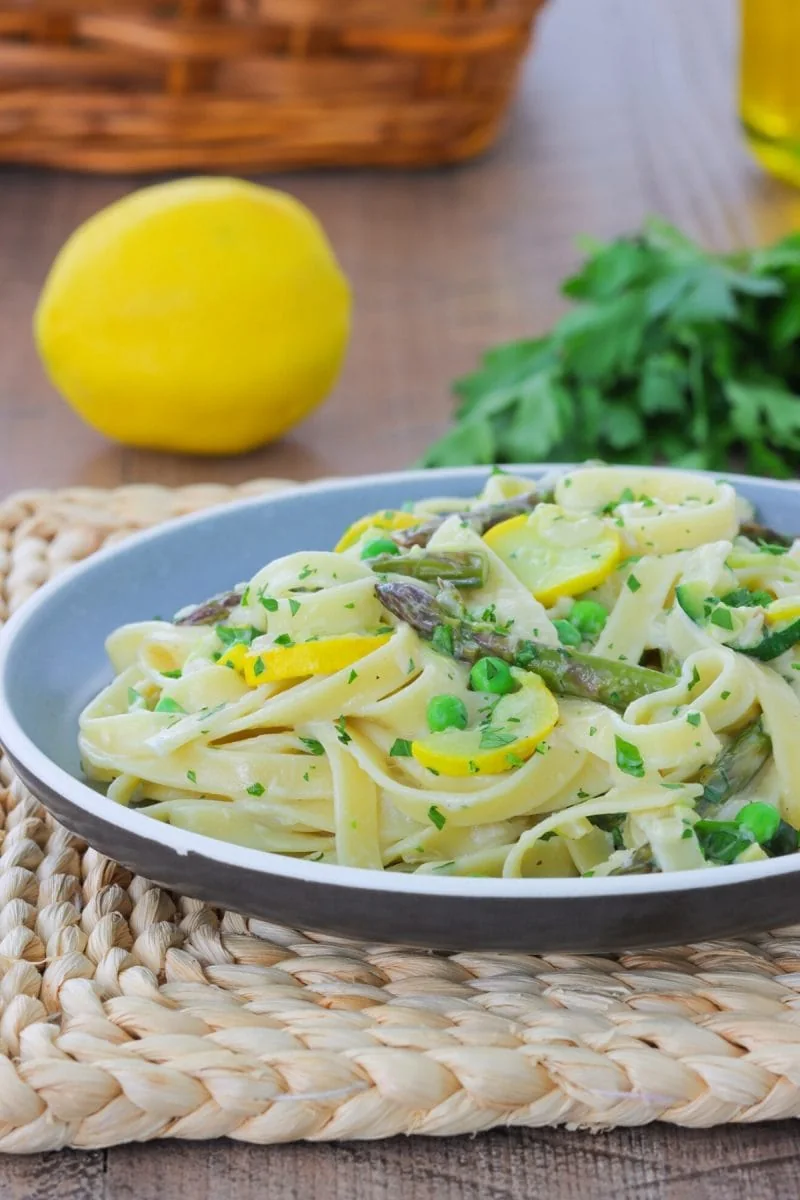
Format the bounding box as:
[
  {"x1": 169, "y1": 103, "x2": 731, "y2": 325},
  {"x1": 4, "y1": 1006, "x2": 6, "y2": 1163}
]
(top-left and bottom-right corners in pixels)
[{"x1": 79, "y1": 465, "x2": 800, "y2": 878}]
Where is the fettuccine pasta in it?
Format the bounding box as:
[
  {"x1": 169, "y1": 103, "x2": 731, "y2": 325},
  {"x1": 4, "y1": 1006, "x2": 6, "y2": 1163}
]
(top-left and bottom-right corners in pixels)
[{"x1": 79, "y1": 466, "x2": 800, "y2": 878}]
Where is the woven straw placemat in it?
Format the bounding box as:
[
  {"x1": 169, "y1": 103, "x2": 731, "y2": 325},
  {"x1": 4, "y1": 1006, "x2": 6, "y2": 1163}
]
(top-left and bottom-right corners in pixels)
[{"x1": 2, "y1": 478, "x2": 800, "y2": 1153}]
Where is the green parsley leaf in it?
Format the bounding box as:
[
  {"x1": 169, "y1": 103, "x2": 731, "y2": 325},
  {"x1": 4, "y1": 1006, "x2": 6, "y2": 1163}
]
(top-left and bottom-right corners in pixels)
[
  {"x1": 216, "y1": 624, "x2": 260, "y2": 648},
  {"x1": 626, "y1": 574, "x2": 642, "y2": 594},
  {"x1": 686, "y1": 711, "x2": 701, "y2": 727},
  {"x1": 273, "y1": 633, "x2": 294, "y2": 647},
  {"x1": 615, "y1": 735, "x2": 645, "y2": 778},
  {"x1": 417, "y1": 219, "x2": 800, "y2": 478},
  {"x1": 246, "y1": 782, "x2": 265, "y2": 797},
  {"x1": 335, "y1": 716, "x2": 351, "y2": 745},
  {"x1": 431, "y1": 624, "x2": 454, "y2": 656},
  {"x1": 389, "y1": 738, "x2": 413, "y2": 757},
  {"x1": 299, "y1": 737, "x2": 325, "y2": 756},
  {"x1": 347, "y1": 669, "x2": 358, "y2": 684},
  {"x1": 161, "y1": 669, "x2": 182, "y2": 679},
  {"x1": 260, "y1": 595, "x2": 279, "y2": 612},
  {"x1": 428, "y1": 805, "x2": 446, "y2": 830},
  {"x1": 186, "y1": 769, "x2": 197, "y2": 784},
  {"x1": 154, "y1": 696, "x2": 186, "y2": 714},
  {"x1": 478, "y1": 726, "x2": 517, "y2": 750},
  {"x1": 288, "y1": 599, "x2": 301, "y2": 617}
]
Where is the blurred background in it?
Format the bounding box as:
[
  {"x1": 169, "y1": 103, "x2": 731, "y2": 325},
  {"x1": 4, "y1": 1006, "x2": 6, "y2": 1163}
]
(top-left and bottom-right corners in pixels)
[{"x1": 2, "y1": 0, "x2": 800, "y2": 494}]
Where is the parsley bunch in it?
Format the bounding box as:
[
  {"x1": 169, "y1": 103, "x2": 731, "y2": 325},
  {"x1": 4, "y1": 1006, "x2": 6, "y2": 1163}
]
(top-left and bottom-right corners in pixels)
[{"x1": 421, "y1": 219, "x2": 800, "y2": 476}]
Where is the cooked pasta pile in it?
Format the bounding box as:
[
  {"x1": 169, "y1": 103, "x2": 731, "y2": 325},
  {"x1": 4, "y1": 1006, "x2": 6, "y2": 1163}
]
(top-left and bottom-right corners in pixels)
[{"x1": 79, "y1": 466, "x2": 800, "y2": 878}]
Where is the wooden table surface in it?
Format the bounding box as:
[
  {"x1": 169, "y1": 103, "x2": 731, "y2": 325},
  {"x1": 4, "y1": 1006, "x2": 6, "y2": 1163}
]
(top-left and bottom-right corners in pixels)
[{"x1": 2, "y1": 0, "x2": 800, "y2": 1195}]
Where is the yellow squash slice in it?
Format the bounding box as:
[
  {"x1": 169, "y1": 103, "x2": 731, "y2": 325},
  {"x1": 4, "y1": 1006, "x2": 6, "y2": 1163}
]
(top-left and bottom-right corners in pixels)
[
  {"x1": 765, "y1": 597, "x2": 800, "y2": 625},
  {"x1": 231, "y1": 633, "x2": 393, "y2": 683},
  {"x1": 483, "y1": 503, "x2": 622, "y2": 605},
  {"x1": 335, "y1": 510, "x2": 422, "y2": 553},
  {"x1": 411, "y1": 672, "x2": 558, "y2": 778}
]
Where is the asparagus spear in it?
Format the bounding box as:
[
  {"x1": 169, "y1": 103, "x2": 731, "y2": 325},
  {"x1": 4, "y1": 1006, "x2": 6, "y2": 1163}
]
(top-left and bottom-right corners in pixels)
[
  {"x1": 175, "y1": 589, "x2": 245, "y2": 626},
  {"x1": 369, "y1": 550, "x2": 487, "y2": 588},
  {"x1": 607, "y1": 846, "x2": 657, "y2": 875},
  {"x1": 392, "y1": 491, "x2": 544, "y2": 549},
  {"x1": 173, "y1": 553, "x2": 489, "y2": 625},
  {"x1": 740, "y1": 521, "x2": 794, "y2": 548},
  {"x1": 375, "y1": 578, "x2": 676, "y2": 710},
  {"x1": 695, "y1": 718, "x2": 772, "y2": 815}
]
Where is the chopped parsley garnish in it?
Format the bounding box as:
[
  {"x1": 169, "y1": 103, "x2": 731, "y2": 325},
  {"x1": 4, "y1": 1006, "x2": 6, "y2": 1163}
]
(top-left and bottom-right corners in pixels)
[
  {"x1": 161, "y1": 669, "x2": 182, "y2": 679},
  {"x1": 344, "y1": 602, "x2": 356, "y2": 609},
  {"x1": 431, "y1": 624, "x2": 454, "y2": 655},
  {"x1": 216, "y1": 624, "x2": 260, "y2": 647},
  {"x1": 288, "y1": 599, "x2": 301, "y2": 617},
  {"x1": 389, "y1": 738, "x2": 413, "y2": 757},
  {"x1": 720, "y1": 689, "x2": 731, "y2": 699},
  {"x1": 252, "y1": 656, "x2": 265, "y2": 677},
  {"x1": 273, "y1": 633, "x2": 294, "y2": 647},
  {"x1": 300, "y1": 737, "x2": 325, "y2": 756},
  {"x1": 505, "y1": 751, "x2": 525, "y2": 768},
  {"x1": 155, "y1": 696, "x2": 186, "y2": 714},
  {"x1": 246, "y1": 782, "x2": 265, "y2": 797},
  {"x1": 428, "y1": 805, "x2": 446, "y2": 831},
  {"x1": 127, "y1": 687, "x2": 141, "y2": 706},
  {"x1": 298, "y1": 565, "x2": 316, "y2": 581},
  {"x1": 688, "y1": 665, "x2": 701, "y2": 691},
  {"x1": 478, "y1": 726, "x2": 516, "y2": 750},
  {"x1": 626, "y1": 574, "x2": 642, "y2": 593},
  {"x1": 722, "y1": 587, "x2": 772, "y2": 608},
  {"x1": 615, "y1": 735, "x2": 645, "y2": 777},
  {"x1": 259, "y1": 595, "x2": 279, "y2": 612},
  {"x1": 347, "y1": 669, "x2": 358, "y2": 684},
  {"x1": 335, "y1": 716, "x2": 351, "y2": 745},
  {"x1": 686, "y1": 711, "x2": 701, "y2": 727},
  {"x1": 186, "y1": 769, "x2": 197, "y2": 784}
]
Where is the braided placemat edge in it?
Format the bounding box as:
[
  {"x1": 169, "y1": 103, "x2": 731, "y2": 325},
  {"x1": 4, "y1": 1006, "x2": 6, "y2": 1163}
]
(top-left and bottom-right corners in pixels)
[{"x1": 1, "y1": 478, "x2": 800, "y2": 1152}]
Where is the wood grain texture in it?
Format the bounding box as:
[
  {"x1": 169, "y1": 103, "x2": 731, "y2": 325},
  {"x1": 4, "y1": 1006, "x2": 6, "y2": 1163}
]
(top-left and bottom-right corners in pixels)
[
  {"x1": 2, "y1": 0, "x2": 800, "y2": 1193},
  {"x1": 1, "y1": 1125, "x2": 800, "y2": 1199}
]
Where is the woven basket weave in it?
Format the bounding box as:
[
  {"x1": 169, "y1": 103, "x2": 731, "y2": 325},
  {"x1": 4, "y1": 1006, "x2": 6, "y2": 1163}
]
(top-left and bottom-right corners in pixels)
[{"x1": 0, "y1": 0, "x2": 546, "y2": 173}]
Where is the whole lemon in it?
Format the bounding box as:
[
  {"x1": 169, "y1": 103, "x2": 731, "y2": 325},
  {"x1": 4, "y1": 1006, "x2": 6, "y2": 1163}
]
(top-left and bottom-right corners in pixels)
[{"x1": 35, "y1": 178, "x2": 351, "y2": 455}]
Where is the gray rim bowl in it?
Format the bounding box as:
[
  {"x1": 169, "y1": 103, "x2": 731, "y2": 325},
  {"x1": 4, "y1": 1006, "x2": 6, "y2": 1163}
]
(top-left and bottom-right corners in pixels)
[{"x1": 2, "y1": 465, "x2": 800, "y2": 953}]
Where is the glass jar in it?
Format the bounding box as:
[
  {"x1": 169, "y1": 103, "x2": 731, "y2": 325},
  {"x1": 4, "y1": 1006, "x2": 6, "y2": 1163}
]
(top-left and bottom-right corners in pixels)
[{"x1": 740, "y1": 0, "x2": 800, "y2": 186}]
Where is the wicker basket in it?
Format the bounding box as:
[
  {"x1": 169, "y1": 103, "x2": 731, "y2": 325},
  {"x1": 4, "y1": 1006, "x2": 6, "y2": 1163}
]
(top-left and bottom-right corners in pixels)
[{"x1": 0, "y1": 1, "x2": 546, "y2": 174}]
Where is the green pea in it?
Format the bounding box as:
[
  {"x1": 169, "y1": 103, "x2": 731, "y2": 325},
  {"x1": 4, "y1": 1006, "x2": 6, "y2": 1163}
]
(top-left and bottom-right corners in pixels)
[
  {"x1": 469, "y1": 656, "x2": 516, "y2": 695},
  {"x1": 553, "y1": 619, "x2": 582, "y2": 647},
  {"x1": 570, "y1": 599, "x2": 608, "y2": 638},
  {"x1": 361, "y1": 537, "x2": 400, "y2": 560},
  {"x1": 426, "y1": 694, "x2": 469, "y2": 733},
  {"x1": 736, "y1": 801, "x2": 781, "y2": 845}
]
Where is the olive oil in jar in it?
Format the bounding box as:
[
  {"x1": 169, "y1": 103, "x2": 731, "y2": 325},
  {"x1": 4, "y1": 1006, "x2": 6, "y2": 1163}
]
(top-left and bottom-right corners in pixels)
[{"x1": 741, "y1": 0, "x2": 800, "y2": 186}]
